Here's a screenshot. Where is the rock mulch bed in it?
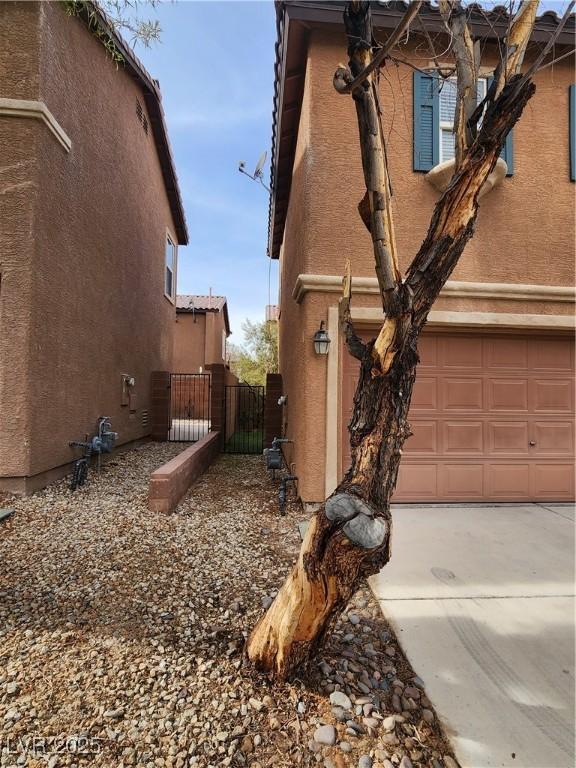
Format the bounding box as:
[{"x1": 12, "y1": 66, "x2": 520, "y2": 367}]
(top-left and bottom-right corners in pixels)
[{"x1": 0, "y1": 444, "x2": 459, "y2": 768}]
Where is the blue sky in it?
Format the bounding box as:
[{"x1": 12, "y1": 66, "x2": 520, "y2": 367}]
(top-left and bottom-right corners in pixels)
[
  {"x1": 138, "y1": 1, "x2": 278, "y2": 342},
  {"x1": 137, "y1": 0, "x2": 570, "y2": 341}
]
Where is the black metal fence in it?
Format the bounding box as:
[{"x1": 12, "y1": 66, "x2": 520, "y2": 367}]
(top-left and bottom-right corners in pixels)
[
  {"x1": 224, "y1": 385, "x2": 265, "y2": 454},
  {"x1": 169, "y1": 373, "x2": 211, "y2": 441}
]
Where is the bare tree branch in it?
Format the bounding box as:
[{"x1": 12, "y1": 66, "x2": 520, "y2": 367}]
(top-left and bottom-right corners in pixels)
[
  {"x1": 334, "y1": 1, "x2": 406, "y2": 323},
  {"x1": 491, "y1": 0, "x2": 539, "y2": 99},
  {"x1": 335, "y1": 1, "x2": 423, "y2": 95},
  {"x1": 438, "y1": 1, "x2": 479, "y2": 169},
  {"x1": 537, "y1": 47, "x2": 576, "y2": 72},
  {"x1": 522, "y1": 1, "x2": 575, "y2": 79},
  {"x1": 340, "y1": 260, "x2": 367, "y2": 361}
]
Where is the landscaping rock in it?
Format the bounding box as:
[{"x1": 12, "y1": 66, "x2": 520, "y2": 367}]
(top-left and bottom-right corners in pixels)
[
  {"x1": 330, "y1": 691, "x2": 352, "y2": 710},
  {"x1": 0, "y1": 446, "x2": 455, "y2": 768},
  {"x1": 314, "y1": 724, "x2": 337, "y2": 746}
]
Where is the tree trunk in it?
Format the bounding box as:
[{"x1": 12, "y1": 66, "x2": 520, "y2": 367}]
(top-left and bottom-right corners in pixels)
[
  {"x1": 247, "y1": 329, "x2": 420, "y2": 678},
  {"x1": 247, "y1": 0, "x2": 538, "y2": 680}
]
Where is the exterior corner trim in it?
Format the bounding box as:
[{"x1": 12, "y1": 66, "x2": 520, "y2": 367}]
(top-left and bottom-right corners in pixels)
[
  {"x1": 0, "y1": 98, "x2": 71, "y2": 152},
  {"x1": 325, "y1": 306, "x2": 340, "y2": 498}
]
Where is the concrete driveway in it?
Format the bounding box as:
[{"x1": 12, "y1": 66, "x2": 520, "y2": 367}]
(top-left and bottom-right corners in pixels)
[{"x1": 370, "y1": 503, "x2": 575, "y2": 768}]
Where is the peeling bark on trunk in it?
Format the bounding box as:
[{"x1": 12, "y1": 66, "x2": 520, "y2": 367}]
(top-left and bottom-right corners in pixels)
[{"x1": 247, "y1": 0, "x2": 541, "y2": 680}]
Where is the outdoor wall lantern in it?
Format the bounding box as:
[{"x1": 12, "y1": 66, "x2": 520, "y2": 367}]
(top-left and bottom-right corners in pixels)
[{"x1": 313, "y1": 321, "x2": 331, "y2": 355}]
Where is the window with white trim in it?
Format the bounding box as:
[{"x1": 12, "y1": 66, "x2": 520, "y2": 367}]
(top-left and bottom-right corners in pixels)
[
  {"x1": 439, "y1": 77, "x2": 487, "y2": 162},
  {"x1": 165, "y1": 234, "x2": 176, "y2": 299}
]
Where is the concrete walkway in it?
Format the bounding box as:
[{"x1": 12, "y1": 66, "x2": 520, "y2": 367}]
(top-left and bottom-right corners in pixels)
[{"x1": 370, "y1": 503, "x2": 575, "y2": 768}]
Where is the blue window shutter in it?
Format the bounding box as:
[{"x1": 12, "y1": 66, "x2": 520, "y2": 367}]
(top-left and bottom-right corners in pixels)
[
  {"x1": 413, "y1": 71, "x2": 439, "y2": 171},
  {"x1": 488, "y1": 76, "x2": 514, "y2": 176},
  {"x1": 570, "y1": 84, "x2": 576, "y2": 182},
  {"x1": 501, "y1": 131, "x2": 514, "y2": 176}
]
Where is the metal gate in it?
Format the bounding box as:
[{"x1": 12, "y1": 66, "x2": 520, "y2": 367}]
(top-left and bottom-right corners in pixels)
[
  {"x1": 169, "y1": 373, "x2": 211, "y2": 441},
  {"x1": 224, "y1": 385, "x2": 265, "y2": 454}
]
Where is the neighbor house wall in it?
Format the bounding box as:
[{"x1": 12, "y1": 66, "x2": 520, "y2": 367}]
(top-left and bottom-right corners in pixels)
[
  {"x1": 278, "y1": 25, "x2": 575, "y2": 503},
  {"x1": 174, "y1": 313, "x2": 207, "y2": 373},
  {"x1": 204, "y1": 310, "x2": 228, "y2": 366},
  {"x1": 173, "y1": 310, "x2": 228, "y2": 374},
  {"x1": 0, "y1": 2, "x2": 179, "y2": 490}
]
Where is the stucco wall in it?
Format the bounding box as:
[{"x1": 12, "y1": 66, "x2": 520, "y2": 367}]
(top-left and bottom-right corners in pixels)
[
  {"x1": 0, "y1": 3, "x2": 179, "y2": 488},
  {"x1": 277, "y1": 53, "x2": 318, "y2": 486},
  {"x1": 204, "y1": 311, "x2": 227, "y2": 366},
  {"x1": 174, "y1": 313, "x2": 207, "y2": 373},
  {"x1": 0, "y1": 2, "x2": 41, "y2": 477},
  {"x1": 299, "y1": 28, "x2": 575, "y2": 285},
  {"x1": 173, "y1": 310, "x2": 228, "y2": 374},
  {"x1": 277, "y1": 25, "x2": 575, "y2": 503}
]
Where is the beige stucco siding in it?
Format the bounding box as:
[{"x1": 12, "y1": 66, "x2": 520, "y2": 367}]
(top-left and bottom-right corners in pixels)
[
  {"x1": 0, "y1": 3, "x2": 179, "y2": 488},
  {"x1": 300, "y1": 28, "x2": 575, "y2": 286},
  {"x1": 174, "y1": 314, "x2": 207, "y2": 373},
  {"x1": 173, "y1": 310, "x2": 228, "y2": 373},
  {"x1": 204, "y1": 311, "x2": 228, "y2": 366},
  {"x1": 277, "y1": 55, "x2": 325, "y2": 485},
  {"x1": 0, "y1": 3, "x2": 42, "y2": 477}
]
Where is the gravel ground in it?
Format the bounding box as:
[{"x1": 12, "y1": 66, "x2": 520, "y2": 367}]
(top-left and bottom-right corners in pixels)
[{"x1": 0, "y1": 443, "x2": 459, "y2": 768}]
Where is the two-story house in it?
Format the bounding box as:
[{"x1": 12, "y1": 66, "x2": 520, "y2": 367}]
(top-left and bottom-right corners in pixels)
[
  {"x1": 0, "y1": 2, "x2": 187, "y2": 492},
  {"x1": 270, "y1": 1, "x2": 575, "y2": 505}
]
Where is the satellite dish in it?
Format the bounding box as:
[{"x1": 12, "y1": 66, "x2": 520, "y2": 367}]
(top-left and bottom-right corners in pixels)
[{"x1": 253, "y1": 150, "x2": 267, "y2": 178}]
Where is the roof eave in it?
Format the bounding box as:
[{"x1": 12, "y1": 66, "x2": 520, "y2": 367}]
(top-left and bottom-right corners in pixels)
[{"x1": 81, "y1": 3, "x2": 189, "y2": 245}]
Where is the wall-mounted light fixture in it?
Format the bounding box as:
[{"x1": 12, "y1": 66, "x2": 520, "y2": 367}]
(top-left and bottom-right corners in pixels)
[{"x1": 313, "y1": 321, "x2": 331, "y2": 355}]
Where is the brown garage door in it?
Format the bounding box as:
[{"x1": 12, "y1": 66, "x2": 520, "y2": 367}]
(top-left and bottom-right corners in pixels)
[{"x1": 342, "y1": 331, "x2": 575, "y2": 502}]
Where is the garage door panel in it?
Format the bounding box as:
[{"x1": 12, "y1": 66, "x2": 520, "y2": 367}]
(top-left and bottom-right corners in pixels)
[
  {"x1": 530, "y1": 338, "x2": 574, "y2": 370},
  {"x1": 441, "y1": 335, "x2": 482, "y2": 368},
  {"x1": 341, "y1": 331, "x2": 575, "y2": 502},
  {"x1": 487, "y1": 378, "x2": 529, "y2": 411},
  {"x1": 533, "y1": 421, "x2": 574, "y2": 455},
  {"x1": 487, "y1": 421, "x2": 530, "y2": 454},
  {"x1": 443, "y1": 421, "x2": 484, "y2": 454},
  {"x1": 486, "y1": 464, "x2": 531, "y2": 499},
  {"x1": 395, "y1": 463, "x2": 438, "y2": 500},
  {"x1": 441, "y1": 464, "x2": 484, "y2": 498},
  {"x1": 531, "y1": 379, "x2": 573, "y2": 412},
  {"x1": 532, "y1": 464, "x2": 575, "y2": 498},
  {"x1": 411, "y1": 377, "x2": 438, "y2": 410},
  {"x1": 443, "y1": 378, "x2": 483, "y2": 410},
  {"x1": 485, "y1": 337, "x2": 529, "y2": 370},
  {"x1": 404, "y1": 421, "x2": 437, "y2": 453},
  {"x1": 418, "y1": 335, "x2": 438, "y2": 368}
]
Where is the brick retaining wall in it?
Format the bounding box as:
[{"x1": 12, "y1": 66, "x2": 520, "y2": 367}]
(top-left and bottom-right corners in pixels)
[{"x1": 148, "y1": 431, "x2": 220, "y2": 513}]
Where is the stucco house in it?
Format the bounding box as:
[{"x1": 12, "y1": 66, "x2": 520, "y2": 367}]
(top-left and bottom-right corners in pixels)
[
  {"x1": 0, "y1": 2, "x2": 187, "y2": 492},
  {"x1": 173, "y1": 294, "x2": 231, "y2": 373},
  {"x1": 271, "y1": 1, "x2": 575, "y2": 505}
]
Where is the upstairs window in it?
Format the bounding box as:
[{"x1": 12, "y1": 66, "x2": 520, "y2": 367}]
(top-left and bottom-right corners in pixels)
[
  {"x1": 165, "y1": 234, "x2": 176, "y2": 299},
  {"x1": 414, "y1": 71, "x2": 513, "y2": 175},
  {"x1": 439, "y1": 77, "x2": 486, "y2": 162}
]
